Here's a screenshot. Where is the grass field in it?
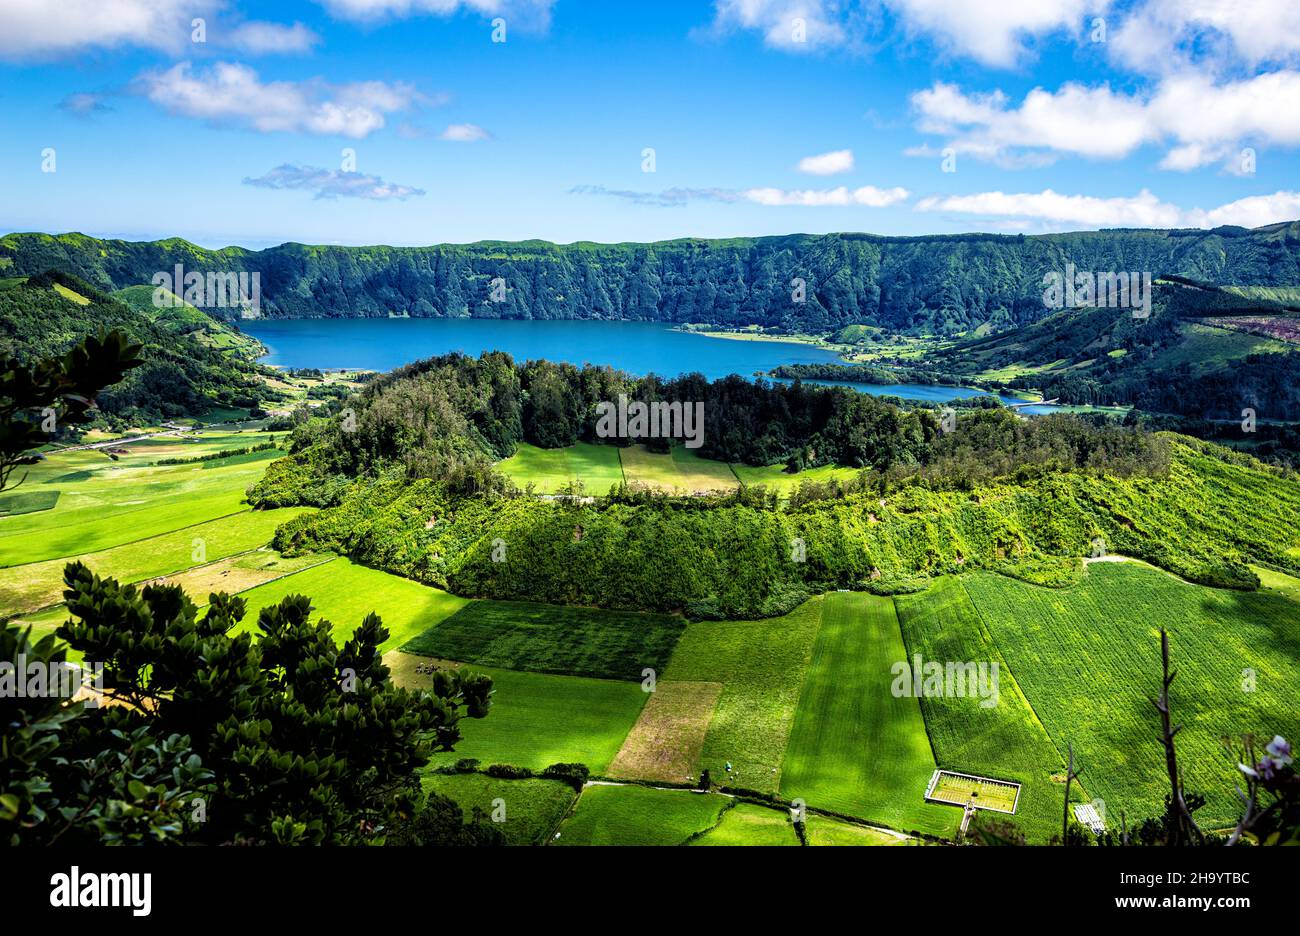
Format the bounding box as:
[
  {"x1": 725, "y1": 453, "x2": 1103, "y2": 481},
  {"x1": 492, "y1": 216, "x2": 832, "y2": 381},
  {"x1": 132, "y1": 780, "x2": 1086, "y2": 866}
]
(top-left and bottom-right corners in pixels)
[
  {"x1": 402, "y1": 598, "x2": 685, "y2": 681},
  {"x1": 0, "y1": 440, "x2": 285, "y2": 566},
  {"x1": 779, "y1": 592, "x2": 958, "y2": 837},
  {"x1": 419, "y1": 772, "x2": 577, "y2": 845},
  {"x1": 895, "y1": 578, "x2": 1070, "y2": 841},
  {"x1": 689, "y1": 801, "x2": 799, "y2": 846},
  {"x1": 427, "y1": 665, "x2": 648, "y2": 772},
  {"x1": 664, "y1": 597, "x2": 823, "y2": 793},
  {"x1": 965, "y1": 563, "x2": 1300, "y2": 828},
  {"x1": 232, "y1": 556, "x2": 469, "y2": 652},
  {"x1": 495, "y1": 441, "x2": 624, "y2": 494},
  {"x1": 495, "y1": 442, "x2": 871, "y2": 499},
  {"x1": 0, "y1": 490, "x2": 59, "y2": 516},
  {"x1": 731, "y1": 462, "x2": 865, "y2": 495},
  {"x1": 0, "y1": 508, "x2": 313, "y2": 615},
  {"x1": 556, "y1": 784, "x2": 728, "y2": 846},
  {"x1": 619, "y1": 444, "x2": 739, "y2": 493},
  {"x1": 606, "y1": 680, "x2": 723, "y2": 783},
  {"x1": 804, "y1": 814, "x2": 913, "y2": 846}
]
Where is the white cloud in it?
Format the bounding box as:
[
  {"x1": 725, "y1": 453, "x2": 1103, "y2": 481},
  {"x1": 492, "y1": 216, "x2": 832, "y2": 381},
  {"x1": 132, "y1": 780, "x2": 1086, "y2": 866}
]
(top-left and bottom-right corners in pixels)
[
  {"x1": 244, "y1": 164, "x2": 425, "y2": 200},
  {"x1": 916, "y1": 188, "x2": 1184, "y2": 228},
  {"x1": 572, "y1": 183, "x2": 909, "y2": 208},
  {"x1": 0, "y1": 0, "x2": 215, "y2": 59},
  {"x1": 59, "y1": 93, "x2": 112, "y2": 115},
  {"x1": 706, "y1": 1, "x2": 857, "y2": 52},
  {"x1": 744, "y1": 185, "x2": 909, "y2": 206},
  {"x1": 314, "y1": 0, "x2": 554, "y2": 30},
  {"x1": 228, "y1": 21, "x2": 320, "y2": 55},
  {"x1": 886, "y1": 0, "x2": 1103, "y2": 68},
  {"x1": 136, "y1": 62, "x2": 422, "y2": 138},
  {"x1": 706, "y1": 0, "x2": 1104, "y2": 65},
  {"x1": 1110, "y1": 0, "x2": 1300, "y2": 75},
  {"x1": 796, "y1": 149, "x2": 854, "y2": 175},
  {"x1": 915, "y1": 187, "x2": 1300, "y2": 230},
  {"x1": 912, "y1": 71, "x2": 1300, "y2": 170},
  {"x1": 439, "y1": 122, "x2": 491, "y2": 141},
  {"x1": 1191, "y1": 191, "x2": 1300, "y2": 229}
]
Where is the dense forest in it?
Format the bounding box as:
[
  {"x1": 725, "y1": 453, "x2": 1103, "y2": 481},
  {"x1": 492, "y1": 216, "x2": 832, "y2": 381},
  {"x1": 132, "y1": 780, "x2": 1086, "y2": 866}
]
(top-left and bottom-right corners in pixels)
[
  {"x1": 0, "y1": 271, "x2": 272, "y2": 426},
  {"x1": 237, "y1": 351, "x2": 1297, "y2": 619},
  {"x1": 251, "y1": 350, "x2": 1170, "y2": 501},
  {"x1": 4, "y1": 223, "x2": 1300, "y2": 334}
]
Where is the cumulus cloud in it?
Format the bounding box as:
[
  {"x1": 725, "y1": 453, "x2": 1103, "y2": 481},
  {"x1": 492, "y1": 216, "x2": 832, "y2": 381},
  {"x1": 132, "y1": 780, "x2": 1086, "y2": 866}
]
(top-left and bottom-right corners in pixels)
[
  {"x1": 228, "y1": 21, "x2": 320, "y2": 55},
  {"x1": 135, "y1": 62, "x2": 423, "y2": 138},
  {"x1": 796, "y1": 149, "x2": 854, "y2": 175},
  {"x1": 439, "y1": 122, "x2": 491, "y2": 141},
  {"x1": 0, "y1": 0, "x2": 214, "y2": 59},
  {"x1": 886, "y1": 0, "x2": 1102, "y2": 67},
  {"x1": 243, "y1": 164, "x2": 425, "y2": 200},
  {"x1": 706, "y1": 0, "x2": 1104, "y2": 65},
  {"x1": 572, "y1": 183, "x2": 909, "y2": 208},
  {"x1": 1110, "y1": 0, "x2": 1300, "y2": 75},
  {"x1": 911, "y1": 71, "x2": 1300, "y2": 170},
  {"x1": 915, "y1": 187, "x2": 1300, "y2": 230}
]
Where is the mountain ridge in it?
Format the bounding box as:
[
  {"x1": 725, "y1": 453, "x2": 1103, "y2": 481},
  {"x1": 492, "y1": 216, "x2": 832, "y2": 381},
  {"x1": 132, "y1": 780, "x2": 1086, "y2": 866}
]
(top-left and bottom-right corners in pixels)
[{"x1": 4, "y1": 224, "x2": 1300, "y2": 334}]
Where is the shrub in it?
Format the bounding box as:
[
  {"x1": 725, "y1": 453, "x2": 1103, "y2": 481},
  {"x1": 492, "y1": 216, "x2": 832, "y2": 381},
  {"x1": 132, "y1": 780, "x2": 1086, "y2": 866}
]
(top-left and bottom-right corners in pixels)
[
  {"x1": 486, "y1": 763, "x2": 533, "y2": 780},
  {"x1": 541, "y1": 762, "x2": 589, "y2": 792}
]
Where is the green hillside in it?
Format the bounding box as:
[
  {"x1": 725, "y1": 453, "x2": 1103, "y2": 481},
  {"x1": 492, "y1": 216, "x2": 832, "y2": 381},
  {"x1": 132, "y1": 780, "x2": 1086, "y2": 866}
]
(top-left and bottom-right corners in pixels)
[{"x1": 5, "y1": 224, "x2": 1300, "y2": 333}]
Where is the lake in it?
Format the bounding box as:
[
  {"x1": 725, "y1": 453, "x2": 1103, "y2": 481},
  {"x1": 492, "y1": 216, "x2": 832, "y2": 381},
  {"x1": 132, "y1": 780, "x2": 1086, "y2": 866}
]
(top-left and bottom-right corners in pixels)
[{"x1": 242, "y1": 318, "x2": 1049, "y2": 409}]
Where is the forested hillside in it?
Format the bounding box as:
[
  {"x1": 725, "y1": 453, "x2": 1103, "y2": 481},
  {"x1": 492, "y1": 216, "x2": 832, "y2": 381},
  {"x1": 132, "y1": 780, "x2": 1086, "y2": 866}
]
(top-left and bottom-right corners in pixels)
[
  {"x1": 0, "y1": 271, "x2": 271, "y2": 426},
  {"x1": 240, "y1": 352, "x2": 1300, "y2": 618},
  {"x1": 4, "y1": 223, "x2": 1300, "y2": 334}
]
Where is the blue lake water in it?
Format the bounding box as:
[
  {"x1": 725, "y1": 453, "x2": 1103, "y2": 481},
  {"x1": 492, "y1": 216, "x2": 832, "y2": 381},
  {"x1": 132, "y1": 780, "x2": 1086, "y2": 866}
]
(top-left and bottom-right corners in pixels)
[{"x1": 242, "y1": 318, "x2": 1050, "y2": 410}]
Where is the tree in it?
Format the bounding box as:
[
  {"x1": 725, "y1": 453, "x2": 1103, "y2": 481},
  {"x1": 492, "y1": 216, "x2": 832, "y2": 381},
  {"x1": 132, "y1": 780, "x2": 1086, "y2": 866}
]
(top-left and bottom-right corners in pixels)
[
  {"x1": 0, "y1": 329, "x2": 142, "y2": 490},
  {"x1": 57, "y1": 566, "x2": 493, "y2": 844}
]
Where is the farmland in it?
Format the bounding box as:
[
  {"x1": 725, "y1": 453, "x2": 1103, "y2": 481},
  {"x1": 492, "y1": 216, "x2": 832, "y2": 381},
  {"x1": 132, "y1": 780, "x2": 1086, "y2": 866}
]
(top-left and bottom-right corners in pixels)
[
  {"x1": 556, "y1": 784, "x2": 729, "y2": 846},
  {"x1": 495, "y1": 440, "x2": 864, "y2": 497},
  {"x1": 424, "y1": 665, "x2": 648, "y2": 772},
  {"x1": 779, "y1": 592, "x2": 958, "y2": 837},
  {"x1": 663, "y1": 597, "x2": 824, "y2": 793},
  {"x1": 401, "y1": 598, "x2": 685, "y2": 681},
  {"x1": 895, "y1": 578, "x2": 1071, "y2": 841},
  {"x1": 964, "y1": 562, "x2": 1300, "y2": 828},
  {"x1": 419, "y1": 772, "x2": 577, "y2": 846}
]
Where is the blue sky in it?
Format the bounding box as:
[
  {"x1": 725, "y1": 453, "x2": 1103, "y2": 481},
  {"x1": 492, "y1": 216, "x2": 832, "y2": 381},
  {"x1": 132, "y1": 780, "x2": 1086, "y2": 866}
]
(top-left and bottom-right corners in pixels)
[{"x1": 2, "y1": 0, "x2": 1299, "y2": 248}]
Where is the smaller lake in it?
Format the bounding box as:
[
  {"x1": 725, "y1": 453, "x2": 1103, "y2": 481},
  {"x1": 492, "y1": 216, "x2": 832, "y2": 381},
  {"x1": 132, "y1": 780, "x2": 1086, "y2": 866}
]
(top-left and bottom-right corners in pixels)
[{"x1": 242, "y1": 318, "x2": 1051, "y2": 410}]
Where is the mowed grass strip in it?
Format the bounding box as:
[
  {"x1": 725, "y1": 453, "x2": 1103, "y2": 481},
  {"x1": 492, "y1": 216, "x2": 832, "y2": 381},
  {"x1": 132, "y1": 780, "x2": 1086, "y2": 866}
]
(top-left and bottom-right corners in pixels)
[
  {"x1": 403, "y1": 598, "x2": 685, "y2": 682},
  {"x1": 419, "y1": 773, "x2": 577, "y2": 846},
  {"x1": 689, "y1": 801, "x2": 799, "y2": 846},
  {"x1": 779, "y1": 592, "x2": 957, "y2": 837},
  {"x1": 606, "y1": 680, "x2": 723, "y2": 783},
  {"x1": 232, "y1": 556, "x2": 469, "y2": 653},
  {"x1": 964, "y1": 563, "x2": 1300, "y2": 827},
  {"x1": 426, "y1": 665, "x2": 647, "y2": 773},
  {"x1": 495, "y1": 441, "x2": 625, "y2": 495},
  {"x1": 665, "y1": 597, "x2": 823, "y2": 793},
  {"x1": 0, "y1": 490, "x2": 59, "y2": 516},
  {"x1": 556, "y1": 784, "x2": 728, "y2": 846},
  {"x1": 0, "y1": 508, "x2": 313, "y2": 615},
  {"x1": 895, "y1": 578, "x2": 1070, "y2": 842}
]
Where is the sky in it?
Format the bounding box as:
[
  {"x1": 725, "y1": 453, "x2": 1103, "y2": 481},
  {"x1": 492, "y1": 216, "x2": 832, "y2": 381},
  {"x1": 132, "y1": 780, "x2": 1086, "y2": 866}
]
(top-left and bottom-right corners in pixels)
[{"x1": 2, "y1": 0, "x2": 1300, "y2": 248}]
